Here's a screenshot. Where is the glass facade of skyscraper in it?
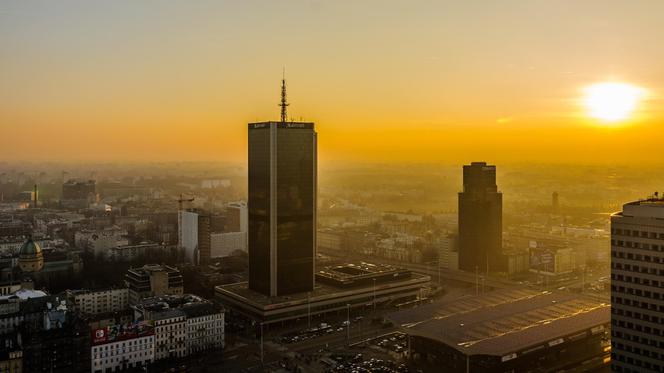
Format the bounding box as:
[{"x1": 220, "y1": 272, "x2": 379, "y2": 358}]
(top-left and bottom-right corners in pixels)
[
  {"x1": 458, "y1": 162, "x2": 504, "y2": 273},
  {"x1": 248, "y1": 122, "x2": 317, "y2": 297}
]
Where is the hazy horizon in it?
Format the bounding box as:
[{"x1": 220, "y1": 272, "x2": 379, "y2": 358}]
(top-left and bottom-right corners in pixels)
[{"x1": 3, "y1": 0, "x2": 664, "y2": 164}]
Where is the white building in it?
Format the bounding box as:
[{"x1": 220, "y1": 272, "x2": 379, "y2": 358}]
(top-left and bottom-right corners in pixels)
[
  {"x1": 152, "y1": 310, "x2": 187, "y2": 360},
  {"x1": 179, "y1": 210, "x2": 199, "y2": 264},
  {"x1": 133, "y1": 295, "x2": 224, "y2": 359},
  {"x1": 437, "y1": 234, "x2": 459, "y2": 270},
  {"x1": 182, "y1": 302, "x2": 224, "y2": 355},
  {"x1": 210, "y1": 231, "x2": 246, "y2": 258},
  {"x1": 75, "y1": 226, "x2": 128, "y2": 257},
  {"x1": 91, "y1": 323, "x2": 155, "y2": 373},
  {"x1": 66, "y1": 288, "x2": 129, "y2": 315},
  {"x1": 106, "y1": 243, "x2": 161, "y2": 262}
]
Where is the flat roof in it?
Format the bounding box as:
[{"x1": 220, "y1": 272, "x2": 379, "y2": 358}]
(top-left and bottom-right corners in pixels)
[
  {"x1": 388, "y1": 288, "x2": 609, "y2": 357},
  {"x1": 181, "y1": 302, "x2": 221, "y2": 318},
  {"x1": 217, "y1": 272, "x2": 430, "y2": 309},
  {"x1": 248, "y1": 121, "x2": 314, "y2": 130},
  {"x1": 127, "y1": 264, "x2": 180, "y2": 276},
  {"x1": 316, "y1": 262, "x2": 411, "y2": 287},
  {"x1": 135, "y1": 293, "x2": 205, "y2": 310},
  {"x1": 152, "y1": 308, "x2": 186, "y2": 321},
  {"x1": 618, "y1": 198, "x2": 664, "y2": 219}
]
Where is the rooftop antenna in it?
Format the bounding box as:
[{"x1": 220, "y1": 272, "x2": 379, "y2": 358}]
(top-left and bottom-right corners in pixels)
[{"x1": 279, "y1": 68, "x2": 289, "y2": 123}]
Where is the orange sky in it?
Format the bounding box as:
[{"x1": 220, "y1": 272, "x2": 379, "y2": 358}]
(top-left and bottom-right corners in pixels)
[{"x1": 1, "y1": 1, "x2": 664, "y2": 164}]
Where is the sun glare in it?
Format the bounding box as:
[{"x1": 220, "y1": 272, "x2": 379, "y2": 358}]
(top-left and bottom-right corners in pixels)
[{"x1": 583, "y1": 82, "x2": 644, "y2": 123}]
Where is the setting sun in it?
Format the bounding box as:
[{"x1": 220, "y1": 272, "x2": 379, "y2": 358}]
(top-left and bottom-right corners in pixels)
[{"x1": 584, "y1": 82, "x2": 644, "y2": 123}]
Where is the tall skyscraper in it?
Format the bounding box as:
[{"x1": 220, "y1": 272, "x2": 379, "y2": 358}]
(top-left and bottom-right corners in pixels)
[
  {"x1": 458, "y1": 162, "x2": 504, "y2": 273},
  {"x1": 248, "y1": 78, "x2": 317, "y2": 297},
  {"x1": 611, "y1": 197, "x2": 664, "y2": 373}
]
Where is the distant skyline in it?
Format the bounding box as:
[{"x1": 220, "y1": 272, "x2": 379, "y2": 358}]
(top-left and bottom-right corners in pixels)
[{"x1": 2, "y1": 0, "x2": 664, "y2": 164}]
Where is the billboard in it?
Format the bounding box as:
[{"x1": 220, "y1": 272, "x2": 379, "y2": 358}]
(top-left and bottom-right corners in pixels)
[
  {"x1": 529, "y1": 247, "x2": 554, "y2": 273},
  {"x1": 92, "y1": 320, "x2": 154, "y2": 345}
]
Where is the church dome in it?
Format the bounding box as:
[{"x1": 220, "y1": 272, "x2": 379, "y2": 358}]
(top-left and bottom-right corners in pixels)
[
  {"x1": 18, "y1": 237, "x2": 44, "y2": 273},
  {"x1": 19, "y1": 238, "x2": 42, "y2": 257}
]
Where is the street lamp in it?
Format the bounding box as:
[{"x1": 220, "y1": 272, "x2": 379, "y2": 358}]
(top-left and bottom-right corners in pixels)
[
  {"x1": 346, "y1": 303, "x2": 350, "y2": 345},
  {"x1": 438, "y1": 254, "x2": 441, "y2": 285},
  {"x1": 372, "y1": 278, "x2": 376, "y2": 312},
  {"x1": 260, "y1": 322, "x2": 264, "y2": 366},
  {"x1": 475, "y1": 266, "x2": 479, "y2": 296},
  {"x1": 307, "y1": 292, "x2": 311, "y2": 329}
]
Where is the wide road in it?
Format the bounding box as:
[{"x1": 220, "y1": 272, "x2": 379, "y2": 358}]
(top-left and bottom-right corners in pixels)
[{"x1": 286, "y1": 319, "x2": 396, "y2": 355}]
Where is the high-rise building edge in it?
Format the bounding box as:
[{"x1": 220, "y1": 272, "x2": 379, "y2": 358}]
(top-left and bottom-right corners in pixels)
[
  {"x1": 458, "y1": 162, "x2": 504, "y2": 273},
  {"x1": 247, "y1": 79, "x2": 317, "y2": 297},
  {"x1": 610, "y1": 197, "x2": 664, "y2": 373}
]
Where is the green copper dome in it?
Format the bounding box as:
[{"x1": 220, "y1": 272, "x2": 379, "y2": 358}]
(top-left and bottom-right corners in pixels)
[{"x1": 19, "y1": 238, "x2": 42, "y2": 257}]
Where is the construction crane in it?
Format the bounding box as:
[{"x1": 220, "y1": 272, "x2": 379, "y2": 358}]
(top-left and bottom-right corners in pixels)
[{"x1": 177, "y1": 194, "x2": 195, "y2": 211}]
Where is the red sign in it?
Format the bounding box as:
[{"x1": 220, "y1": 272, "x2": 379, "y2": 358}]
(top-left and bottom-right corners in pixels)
[{"x1": 91, "y1": 321, "x2": 154, "y2": 346}]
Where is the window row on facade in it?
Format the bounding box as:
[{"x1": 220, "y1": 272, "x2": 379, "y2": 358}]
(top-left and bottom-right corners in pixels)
[
  {"x1": 612, "y1": 350, "x2": 662, "y2": 373},
  {"x1": 612, "y1": 273, "x2": 664, "y2": 289},
  {"x1": 612, "y1": 295, "x2": 664, "y2": 313},
  {"x1": 612, "y1": 228, "x2": 664, "y2": 240},
  {"x1": 611, "y1": 262, "x2": 664, "y2": 277},
  {"x1": 611, "y1": 285, "x2": 664, "y2": 302},
  {"x1": 612, "y1": 241, "x2": 664, "y2": 256},
  {"x1": 612, "y1": 314, "x2": 664, "y2": 338},
  {"x1": 612, "y1": 332, "x2": 664, "y2": 370}
]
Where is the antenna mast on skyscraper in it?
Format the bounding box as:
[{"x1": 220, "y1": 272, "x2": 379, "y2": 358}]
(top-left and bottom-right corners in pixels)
[{"x1": 279, "y1": 68, "x2": 289, "y2": 123}]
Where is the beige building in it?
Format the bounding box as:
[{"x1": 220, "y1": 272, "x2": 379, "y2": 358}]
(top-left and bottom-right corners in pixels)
[
  {"x1": 437, "y1": 233, "x2": 459, "y2": 270},
  {"x1": 66, "y1": 288, "x2": 129, "y2": 315},
  {"x1": 125, "y1": 265, "x2": 183, "y2": 305},
  {"x1": 210, "y1": 231, "x2": 246, "y2": 258},
  {"x1": 133, "y1": 295, "x2": 222, "y2": 360},
  {"x1": 182, "y1": 302, "x2": 224, "y2": 355}
]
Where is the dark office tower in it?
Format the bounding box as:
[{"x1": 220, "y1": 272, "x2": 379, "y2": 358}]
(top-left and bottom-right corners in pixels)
[
  {"x1": 552, "y1": 191, "x2": 560, "y2": 213},
  {"x1": 248, "y1": 79, "x2": 317, "y2": 297},
  {"x1": 611, "y1": 198, "x2": 664, "y2": 373},
  {"x1": 458, "y1": 162, "x2": 504, "y2": 273}
]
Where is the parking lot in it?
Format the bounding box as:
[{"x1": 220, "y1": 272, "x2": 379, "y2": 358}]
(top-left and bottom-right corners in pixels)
[
  {"x1": 278, "y1": 316, "x2": 373, "y2": 344},
  {"x1": 324, "y1": 354, "x2": 409, "y2": 373},
  {"x1": 367, "y1": 332, "x2": 408, "y2": 354}
]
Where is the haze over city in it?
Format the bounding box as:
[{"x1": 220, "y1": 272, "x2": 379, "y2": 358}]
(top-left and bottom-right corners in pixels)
[{"x1": 3, "y1": 0, "x2": 664, "y2": 164}]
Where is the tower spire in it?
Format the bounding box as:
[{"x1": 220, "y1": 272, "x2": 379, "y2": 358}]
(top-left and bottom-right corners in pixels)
[{"x1": 279, "y1": 68, "x2": 289, "y2": 123}]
